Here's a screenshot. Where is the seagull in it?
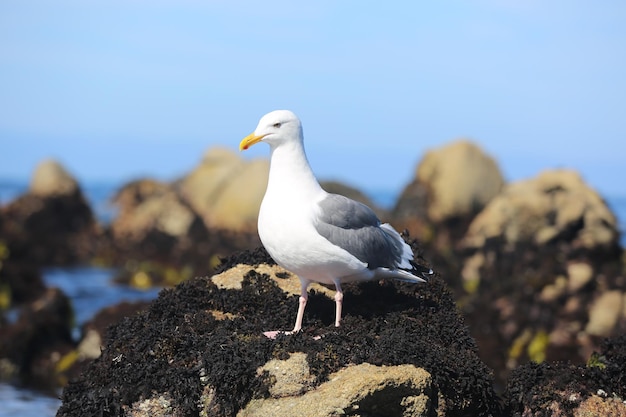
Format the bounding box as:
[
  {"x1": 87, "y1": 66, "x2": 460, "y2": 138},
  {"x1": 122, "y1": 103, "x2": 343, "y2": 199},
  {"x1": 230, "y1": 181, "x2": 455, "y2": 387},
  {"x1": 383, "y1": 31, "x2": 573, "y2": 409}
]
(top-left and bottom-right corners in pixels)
[{"x1": 239, "y1": 110, "x2": 430, "y2": 337}]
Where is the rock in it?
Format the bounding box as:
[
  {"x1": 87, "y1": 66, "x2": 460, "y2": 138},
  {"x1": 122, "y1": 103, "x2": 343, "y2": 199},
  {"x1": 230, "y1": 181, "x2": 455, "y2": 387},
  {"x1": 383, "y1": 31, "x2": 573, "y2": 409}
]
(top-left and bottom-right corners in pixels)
[
  {"x1": 178, "y1": 147, "x2": 269, "y2": 233},
  {"x1": 0, "y1": 287, "x2": 74, "y2": 388},
  {"x1": 585, "y1": 291, "x2": 624, "y2": 337},
  {"x1": 0, "y1": 261, "x2": 46, "y2": 306},
  {"x1": 463, "y1": 170, "x2": 618, "y2": 250},
  {"x1": 108, "y1": 178, "x2": 261, "y2": 282},
  {"x1": 394, "y1": 140, "x2": 503, "y2": 225},
  {"x1": 79, "y1": 300, "x2": 152, "y2": 361},
  {"x1": 111, "y1": 179, "x2": 205, "y2": 243},
  {"x1": 574, "y1": 394, "x2": 626, "y2": 417},
  {"x1": 56, "y1": 247, "x2": 502, "y2": 417},
  {"x1": 29, "y1": 159, "x2": 79, "y2": 197},
  {"x1": 241, "y1": 363, "x2": 434, "y2": 417},
  {"x1": 109, "y1": 179, "x2": 210, "y2": 264},
  {"x1": 53, "y1": 300, "x2": 154, "y2": 387},
  {"x1": 0, "y1": 160, "x2": 97, "y2": 265},
  {"x1": 567, "y1": 262, "x2": 594, "y2": 293},
  {"x1": 255, "y1": 352, "x2": 314, "y2": 398},
  {"x1": 505, "y1": 335, "x2": 626, "y2": 416},
  {"x1": 458, "y1": 169, "x2": 624, "y2": 385}
]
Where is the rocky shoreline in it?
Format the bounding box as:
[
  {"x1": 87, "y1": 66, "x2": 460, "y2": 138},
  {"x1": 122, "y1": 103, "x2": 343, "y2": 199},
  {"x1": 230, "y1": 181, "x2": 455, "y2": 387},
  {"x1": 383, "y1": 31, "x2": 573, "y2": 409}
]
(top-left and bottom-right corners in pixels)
[{"x1": 1, "y1": 141, "x2": 624, "y2": 416}]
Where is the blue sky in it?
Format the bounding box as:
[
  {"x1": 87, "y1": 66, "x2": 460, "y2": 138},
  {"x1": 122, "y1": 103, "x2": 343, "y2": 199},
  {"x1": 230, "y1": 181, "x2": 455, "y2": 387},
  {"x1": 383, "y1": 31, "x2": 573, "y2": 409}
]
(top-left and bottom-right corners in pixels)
[{"x1": 1, "y1": 1, "x2": 625, "y2": 198}]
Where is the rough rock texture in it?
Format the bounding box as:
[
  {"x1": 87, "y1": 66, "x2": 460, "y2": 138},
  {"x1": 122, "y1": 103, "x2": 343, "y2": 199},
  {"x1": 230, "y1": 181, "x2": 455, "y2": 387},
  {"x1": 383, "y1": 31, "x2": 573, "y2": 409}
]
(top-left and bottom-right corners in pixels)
[
  {"x1": 393, "y1": 140, "x2": 503, "y2": 244},
  {"x1": 0, "y1": 160, "x2": 97, "y2": 265},
  {"x1": 458, "y1": 169, "x2": 624, "y2": 384},
  {"x1": 57, "y1": 246, "x2": 503, "y2": 417},
  {"x1": 506, "y1": 335, "x2": 626, "y2": 416},
  {"x1": 240, "y1": 362, "x2": 435, "y2": 417},
  {"x1": 178, "y1": 147, "x2": 269, "y2": 233}
]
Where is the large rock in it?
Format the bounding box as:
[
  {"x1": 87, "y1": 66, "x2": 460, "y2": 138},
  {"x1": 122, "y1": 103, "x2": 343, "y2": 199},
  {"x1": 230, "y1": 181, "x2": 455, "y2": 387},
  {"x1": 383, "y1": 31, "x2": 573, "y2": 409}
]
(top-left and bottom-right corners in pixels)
[
  {"x1": 110, "y1": 179, "x2": 207, "y2": 253},
  {"x1": 394, "y1": 140, "x2": 504, "y2": 225},
  {"x1": 463, "y1": 169, "x2": 618, "y2": 250},
  {"x1": 57, "y1": 247, "x2": 503, "y2": 417},
  {"x1": 108, "y1": 178, "x2": 261, "y2": 283},
  {"x1": 459, "y1": 169, "x2": 624, "y2": 384},
  {"x1": 0, "y1": 159, "x2": 97, "y2": 265},
  {"x1": 178, "y1": 147, "x2": 269, "y2": 233}
]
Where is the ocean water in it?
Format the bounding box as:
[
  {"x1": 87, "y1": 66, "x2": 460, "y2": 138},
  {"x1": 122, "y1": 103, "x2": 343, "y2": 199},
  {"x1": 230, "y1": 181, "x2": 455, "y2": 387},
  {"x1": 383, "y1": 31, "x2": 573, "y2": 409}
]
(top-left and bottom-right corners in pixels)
[{"x1": 0, "y1": 180, "x2": 625, "y2": 416}]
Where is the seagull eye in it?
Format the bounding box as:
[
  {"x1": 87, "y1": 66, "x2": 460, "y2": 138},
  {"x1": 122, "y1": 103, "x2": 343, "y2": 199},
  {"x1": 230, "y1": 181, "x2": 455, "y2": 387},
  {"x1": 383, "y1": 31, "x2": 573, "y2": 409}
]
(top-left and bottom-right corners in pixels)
[{"x1": 273, "y1": 122, "x2": 282, "y2": 128}]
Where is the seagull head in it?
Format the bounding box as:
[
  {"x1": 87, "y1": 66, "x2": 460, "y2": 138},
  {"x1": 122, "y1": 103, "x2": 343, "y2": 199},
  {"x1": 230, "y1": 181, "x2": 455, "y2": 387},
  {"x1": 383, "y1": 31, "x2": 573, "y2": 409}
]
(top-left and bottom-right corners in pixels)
[{"x1": 239, "y1": 110, "x2": 303, "y2": 151}]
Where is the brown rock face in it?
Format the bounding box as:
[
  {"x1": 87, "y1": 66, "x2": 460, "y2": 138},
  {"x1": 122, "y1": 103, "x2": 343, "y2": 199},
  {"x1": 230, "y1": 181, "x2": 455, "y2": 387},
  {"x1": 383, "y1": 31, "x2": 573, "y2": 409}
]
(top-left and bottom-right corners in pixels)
[
  {"x1": 110, "y1": 179, "x2": 207, "y2": 252},
  {"x1": 394, "y1": 140, "x2": 504, "y2": 224},
  {"x1": 178, "y1": 147, "x2": 269, "y2": 233},
  {"x1": 393, "y1": 140, "x2": 504, "y2": 249},
  {"x1": 463, "y1": 169, "x2": 618, "y2": 250},
  {"x1": 29, "y1": 159, "x2": 80, "y2": 198}
]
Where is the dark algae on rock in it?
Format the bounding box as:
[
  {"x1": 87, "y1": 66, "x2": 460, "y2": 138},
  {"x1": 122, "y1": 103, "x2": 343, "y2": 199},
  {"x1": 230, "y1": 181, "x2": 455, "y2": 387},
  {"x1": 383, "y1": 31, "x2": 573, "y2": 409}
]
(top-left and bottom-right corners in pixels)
[
  {"x1": 57, "y1": 248, "x2": 503, "y2": 417},
  {"x1": 506, "y1": 334, "x2": 626, "y2": 416}
]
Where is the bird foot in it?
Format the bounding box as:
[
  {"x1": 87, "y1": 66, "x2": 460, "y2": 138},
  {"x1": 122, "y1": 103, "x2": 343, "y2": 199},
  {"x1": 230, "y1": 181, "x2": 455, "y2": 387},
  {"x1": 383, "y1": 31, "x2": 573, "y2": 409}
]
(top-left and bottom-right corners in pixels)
[
  {"x1": 262, "y1": 330, "x2": 322, "y2": 340},
  {"x1": 262, "y1": 330, "x2": 294, "y2": 339}
]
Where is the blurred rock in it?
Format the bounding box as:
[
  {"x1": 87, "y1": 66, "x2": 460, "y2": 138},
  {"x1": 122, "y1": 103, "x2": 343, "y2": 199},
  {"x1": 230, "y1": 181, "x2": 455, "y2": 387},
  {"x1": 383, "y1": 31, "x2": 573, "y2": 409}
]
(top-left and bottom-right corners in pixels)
[
  {"x1": 178, "y1": 147, "x2": 269, "y2": 233},
  {"x1": 111, "y1": 179, "x2": 207, "y2": 255},
  {"x1": 0, "y1": 261, "x2": 46, "y2": 307},
  {"x1": 56, "y1": 300, "x2": 153, "y2": 386},
  {"x1": 0, "y1": 287, "x2": 74, "y2": 389},
  {"x1": 393, "y1": 140, "x2": 504, "y2": 249},
  {"x1": 394, "y1": 140, "x2": 503, "y2": 222},
  {"x1": 458, "y1": 169, "x2": 624, "y2": 384},
  {"x1": 585, "y1": 291, "x2": 624, "y2": 337},
  {"x1": 29, "y1": 159, "x2": 79, "y2": 197},
  {"x1": 463, "y1": 170, "x2": 618, "y2": 250},
  {"x1": 108, "y1": 177, "x2": 260, "y2": 283},
  {"x1": 0, "y1": 159, "x2": 97, "y2": 265},
  {"x1": 57, "y1": 247, "x2": 502, "y2": 417}
]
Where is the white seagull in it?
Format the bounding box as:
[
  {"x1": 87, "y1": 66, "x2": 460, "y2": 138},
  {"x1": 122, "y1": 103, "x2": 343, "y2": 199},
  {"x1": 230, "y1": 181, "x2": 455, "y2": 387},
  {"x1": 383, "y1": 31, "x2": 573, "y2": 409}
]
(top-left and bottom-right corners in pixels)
[{"x1": 240, "y1": 110, "x2": 429, "y2": 337}]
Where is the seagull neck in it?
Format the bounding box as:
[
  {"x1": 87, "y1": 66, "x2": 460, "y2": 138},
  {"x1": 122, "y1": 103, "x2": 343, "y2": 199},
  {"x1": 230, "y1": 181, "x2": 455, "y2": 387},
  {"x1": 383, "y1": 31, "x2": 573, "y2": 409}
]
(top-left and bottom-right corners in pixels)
[{"x1": 268, "y1": 141, "x2": 322, "y2": 196}]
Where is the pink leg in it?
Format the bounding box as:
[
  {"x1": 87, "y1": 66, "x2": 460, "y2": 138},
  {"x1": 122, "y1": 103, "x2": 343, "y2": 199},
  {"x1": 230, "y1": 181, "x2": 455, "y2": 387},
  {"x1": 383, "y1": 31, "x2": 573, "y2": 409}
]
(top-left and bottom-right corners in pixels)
[
  {"x1": 334, "y1": 281, "x2": 343, "y2": 327},
  {"x1": 292, "y1": 292, "x2": 308, "y2": 333},
  {"x1": 263, "y1": 279, "x2": 309, "y2": 339}
]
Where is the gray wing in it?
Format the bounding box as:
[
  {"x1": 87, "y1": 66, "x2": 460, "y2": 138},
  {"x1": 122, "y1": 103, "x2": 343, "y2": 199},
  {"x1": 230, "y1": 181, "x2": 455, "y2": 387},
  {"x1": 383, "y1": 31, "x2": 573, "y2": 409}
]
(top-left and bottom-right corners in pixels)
[{"x1": 314, "y1": 194, "x2": 406, "y2": 269}]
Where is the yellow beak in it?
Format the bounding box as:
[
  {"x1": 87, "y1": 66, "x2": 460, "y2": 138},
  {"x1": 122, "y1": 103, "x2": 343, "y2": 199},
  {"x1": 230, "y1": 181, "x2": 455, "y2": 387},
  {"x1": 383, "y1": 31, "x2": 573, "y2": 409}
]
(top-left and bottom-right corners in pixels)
[{"x1": 239, "y1": 133, "x2": 268, "y2": 151}]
